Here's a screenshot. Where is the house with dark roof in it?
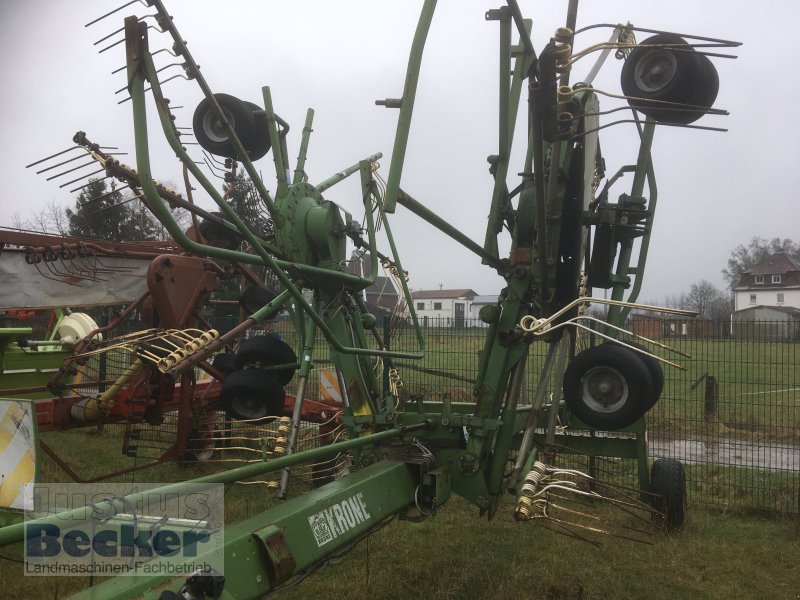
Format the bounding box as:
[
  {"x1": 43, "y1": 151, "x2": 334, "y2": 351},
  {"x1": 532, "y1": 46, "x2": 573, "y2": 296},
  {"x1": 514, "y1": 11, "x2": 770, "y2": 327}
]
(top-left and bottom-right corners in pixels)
[
  {"x1": 733, "y1": 252, "x2": 800, "y2": 312},
  {"x1": 410, "y1": 288, "x2": 477, "y2": 327}
]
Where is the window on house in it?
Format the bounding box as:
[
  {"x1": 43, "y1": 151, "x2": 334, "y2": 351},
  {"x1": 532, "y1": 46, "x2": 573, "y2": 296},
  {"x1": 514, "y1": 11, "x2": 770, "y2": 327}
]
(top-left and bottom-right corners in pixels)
[
  {"x1": 777, "y1": 293, "x2": 785, "y2": 304},
  {"x1": 754, "y1": 275, "x2": 764, "y2": 284},
  {"x1": 433, "y1": 302, "x2": 442, "y2": 310},
  {"x1": 749, "y1": 294, "x2": 756, "y2": 304},
  {"x1": 772, "y1": 274, "x2": 782, "y2": 284},
  {"x1": 416, "y1": 302, "x2": 425, "y2": 310}
]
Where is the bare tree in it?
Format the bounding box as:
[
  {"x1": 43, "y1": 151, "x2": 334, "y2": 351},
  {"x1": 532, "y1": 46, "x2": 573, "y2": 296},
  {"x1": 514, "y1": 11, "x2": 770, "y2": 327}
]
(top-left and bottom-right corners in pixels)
[
  {"x1": 685, "y1": 280, "x2": 730, "y2": 319},
  {"x1": 11, "y1": 200, "x2": 68, "y2": 235}
]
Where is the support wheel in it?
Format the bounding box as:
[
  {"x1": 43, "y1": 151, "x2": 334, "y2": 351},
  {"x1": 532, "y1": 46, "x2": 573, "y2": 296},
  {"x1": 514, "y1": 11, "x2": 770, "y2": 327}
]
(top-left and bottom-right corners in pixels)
[
  {"x1": 198, "y1": 212, "x2": 241, "y2": 250},
  {"x1": 651, "y1": 458, "x2": 686, "y2": 530},
  {"x1": 235, "y1": 336, "x2": 297, "y2": 385},
  {"x1": 621, "y1": 34, "x2": 719, "y2": 124},
  {"x1": 211, "y1": 352, "x2": 237, "y2": 376},
  {"x1": 239, "y1": 285, "x2": 280, "y2": 318},
  {"x1": 609, "y1": 341, "x2": 664, "y2": 409},
  {"x1": 193, "y1": 93, "x2": 256, "y2": 159},
  {"x1": 220, "y1": 369, "x2": 285, "y2": 420},
  {"x1": 563, "y1": 344, "x2": 653, "y2": 430}
]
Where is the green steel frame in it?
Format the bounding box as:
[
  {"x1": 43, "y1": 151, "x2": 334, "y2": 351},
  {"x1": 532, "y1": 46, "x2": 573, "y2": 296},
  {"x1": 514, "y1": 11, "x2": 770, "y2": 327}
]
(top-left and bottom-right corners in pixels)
[{"x1": 0, "y1": 1, "x2": 726, "y2": 597}]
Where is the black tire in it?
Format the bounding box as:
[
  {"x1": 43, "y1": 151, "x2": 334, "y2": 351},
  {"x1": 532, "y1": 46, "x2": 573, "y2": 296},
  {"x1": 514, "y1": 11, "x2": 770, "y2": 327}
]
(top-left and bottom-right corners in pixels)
[
  {"x1": 651, "y1": 458, "x2": 686, "y2": 530},
  {"x1": 199, "y1": 212, "x2": 241, "y2": 250},
  {"x1": 239, "y1": 284, "x2": 280, "y2": 318},
  {"x1": 243, "y1": 101, "x2": 272, "y2": 161},
  {"x1": 608, "y1": 341, "x2": 664, "y2": 409},
  {"x1": 686, "y1": 52, "x2": 719, "y2": 114},
  {"x1": 563, "y1": 344, "x2": 653, "y2": 430},
  {"x1": 234, "y1": 335, "x2": 297, "y2": 385},
  {"x1": 193, "y1": 93, "x2": 256, "y2": 159},
  {"x1": 211, "y1": 352, "x2": 237, "y2": 375},
  {"x1": 621, "y1": 34, "x2": 717, "y2": 125},
  {"x1": 220, "y1": 368, "x2": 285, "y2": 420}
]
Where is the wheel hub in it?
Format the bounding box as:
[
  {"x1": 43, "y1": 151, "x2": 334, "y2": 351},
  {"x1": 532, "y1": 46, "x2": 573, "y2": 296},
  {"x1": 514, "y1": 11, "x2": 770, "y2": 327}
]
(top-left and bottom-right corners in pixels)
[
  {"x1": 580, "y1": 366, "x2": 629, "y2": 413},
  {"x1": 231, "y1": 393, "x2": 267, "y2": 419},
  {"x1": 202, "y1": 107, "x2": 235, "y2": 143},
  {"x1": 634, "y1": 50, "x2": 678, "y2": 93}
]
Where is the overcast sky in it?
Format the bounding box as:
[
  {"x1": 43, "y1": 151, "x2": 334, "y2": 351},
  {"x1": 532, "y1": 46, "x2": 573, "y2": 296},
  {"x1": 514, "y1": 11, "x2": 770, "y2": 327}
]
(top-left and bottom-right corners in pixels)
[{"x1": 1, "y1": 1, "x2": 797, "y2": 303}]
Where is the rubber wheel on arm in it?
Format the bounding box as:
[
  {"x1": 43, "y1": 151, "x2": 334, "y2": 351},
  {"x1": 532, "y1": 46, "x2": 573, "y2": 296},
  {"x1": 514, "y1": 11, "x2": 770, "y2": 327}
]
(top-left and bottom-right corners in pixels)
[
  {"x1": 242, "y1": 101, "x2": 272, "y2": 161},
  {"x1": 621, "y1": 34, "x2": 716, "y2": 124},
  {"x1": 199, "y1": 212, "x2": 241, "y2": 250},
  {"x1": 563, "y1": 344, "x2": 653, "y2": 430},
  {"x1": 193, "y1": 93, "x2": 256, "y2": 159},
  {"x1": 608, "y1": 341, "x2": 664, "y2": 409},
  {"x1": 239, "y1": 285, "x2": 280, "y2": 318},
  {"x1": 220, "y1": 368, "x2": 285, "y2": 420},
  {"x1": 234, "y1": 335, "x2": 297, "y2": 385},
  {"x1": 211, "y1": 352, "x2": 237, "y2": 376},
  {"x1": 650, "y1": 458, "x2": 686, "y2": 531}
]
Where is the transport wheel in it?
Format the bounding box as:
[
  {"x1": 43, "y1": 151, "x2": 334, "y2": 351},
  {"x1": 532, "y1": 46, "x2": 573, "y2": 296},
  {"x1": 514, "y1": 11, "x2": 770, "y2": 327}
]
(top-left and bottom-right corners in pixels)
[
  {"x1": 621, "y1": 34, "x2": 718, "y2": 124},
  {"x1": 243, "y1": 101, "x2": 272, "y2": 161},
  {"x1": 650, "y1": 458, "x2": 686, "y2": 530},
  {"x1": 563, "y1": 344, "x2": 653, "y2": 430},
  {"x1": 220, "y1": 369, "x2": 285, "y2": 420},
  {"x1": 198, "y1": 212, "x2": 241, "y2": 250},
  {"x1": 234, "y1": 336, "x2": 297, "y2": 385},
  {"x1": 193, "y1": 93, "x2": 256, "y2": 159},
  {"x1": 239, "y1": 284, "x2": 279, "y2": 317},
  {"x1": 609, "y1": 341, "x2": 665, "y2": 409},
  {"x1": 211, "y1": 352, "x2": 237, "y2": 376}
]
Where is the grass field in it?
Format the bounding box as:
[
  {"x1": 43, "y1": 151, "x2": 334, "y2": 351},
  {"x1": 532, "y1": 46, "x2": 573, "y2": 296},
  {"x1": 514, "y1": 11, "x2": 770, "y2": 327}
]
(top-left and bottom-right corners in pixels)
[{"x1": 5, "y1": 428, "x2": 799, "y2": 600}]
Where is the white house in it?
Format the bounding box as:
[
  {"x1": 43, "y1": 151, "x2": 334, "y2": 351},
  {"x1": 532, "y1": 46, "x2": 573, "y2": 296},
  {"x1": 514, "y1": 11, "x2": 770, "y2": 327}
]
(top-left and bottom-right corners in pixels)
[
  {"x1": 733, "y1": 252, "x2": 800, "y2": 311},
  {"x1": 410, "y1": 288, "x2": 477, "y2": 327}
]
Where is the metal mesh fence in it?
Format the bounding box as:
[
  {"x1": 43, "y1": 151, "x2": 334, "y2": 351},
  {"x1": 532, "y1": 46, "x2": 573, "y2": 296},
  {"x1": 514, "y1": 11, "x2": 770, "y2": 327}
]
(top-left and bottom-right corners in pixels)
[
  {"x1": 7, "y1": 311, "x2": 797, "y2": 513},
  {"x1": 389, "y1": 316, "x2": 799, "y2": 515}
]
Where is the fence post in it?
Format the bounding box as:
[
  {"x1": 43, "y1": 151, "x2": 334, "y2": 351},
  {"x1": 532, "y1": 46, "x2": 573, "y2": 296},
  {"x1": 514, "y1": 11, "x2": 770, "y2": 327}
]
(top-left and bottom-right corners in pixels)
[{"x1": 704, "y1": 375, "x2": 718, "y2": 421}]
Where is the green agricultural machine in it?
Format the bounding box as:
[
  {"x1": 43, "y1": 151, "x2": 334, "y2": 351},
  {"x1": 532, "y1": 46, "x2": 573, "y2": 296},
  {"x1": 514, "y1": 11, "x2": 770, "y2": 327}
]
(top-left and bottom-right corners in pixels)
[{"x1": 0, "y1": 1, "x2": 739, "y2": 597}]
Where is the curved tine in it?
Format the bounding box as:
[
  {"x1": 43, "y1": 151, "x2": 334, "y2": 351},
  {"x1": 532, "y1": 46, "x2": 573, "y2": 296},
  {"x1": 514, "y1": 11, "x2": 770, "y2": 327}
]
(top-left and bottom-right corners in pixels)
[
  {"x1": 573, "y1": 315, "x2": 691, "y2": 358},
  {"x1": 540, "y1": 318, "x2": 689, "y2": 370},
  {"x1": 521, "y1": 295, "x2": 697, "y2": 332},
  {"x1": 546, "y1": 500, "x2": 660, "y2": 540},
  {"x1": 573, "y1": 23, "x2": 741, "y2": 48},
  {"x1": 590, "y1": 87, "x2": 729, "y2": 116}
]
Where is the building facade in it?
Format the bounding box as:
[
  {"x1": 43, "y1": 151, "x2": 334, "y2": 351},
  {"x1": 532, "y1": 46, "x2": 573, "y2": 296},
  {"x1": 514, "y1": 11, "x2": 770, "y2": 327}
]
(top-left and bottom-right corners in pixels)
[
  {"x1": 733, "y1": 252, "x2": 800, "y2": 311},
  {"x1": 410, "y1": 289, "x2": 477, "y2": 327}
]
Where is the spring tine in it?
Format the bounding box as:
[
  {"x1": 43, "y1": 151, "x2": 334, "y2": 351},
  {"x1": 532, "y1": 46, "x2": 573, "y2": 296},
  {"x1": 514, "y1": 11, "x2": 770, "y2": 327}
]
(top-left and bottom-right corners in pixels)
[
  {"x1": 93, "y1": 24, "x2": 125, "y2": 46},
  {"x1": 26, "y1": 146, "x2": 83, "y2": 169},
  {"x1": 44, "y1": 160, "x2": 98, "y2": 182},
  {"x1": 34, "y1": 151, "x2": 90, "y2": 175},
  {"x1": 111, "y1": 47, "x2": 178, "y2": 74},
  {"x1": 92, "y1": 183, "x2": 133, "y2": 202},
  {"x1": 59, "y1": 167, "x2": 107, "y2": 188},
  {"x1": 98, "y1": 36, "x2": 127, "y2": 55},
  {"x1": 87, "y1": 194, "x2": 144, "y2": 217},
  {"x1": 85, "y1": 0, "x2": 147, "y2": 28},
  {"x1": 69, "y1": 176, "x2": 113, "y2": 194}
]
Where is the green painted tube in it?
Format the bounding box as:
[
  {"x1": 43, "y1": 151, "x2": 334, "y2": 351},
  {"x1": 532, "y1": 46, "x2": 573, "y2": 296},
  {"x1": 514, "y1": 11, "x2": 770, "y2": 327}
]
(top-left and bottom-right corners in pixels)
[{"x1": 0, "y1": 423, "x2": 430, "y2": 546}]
